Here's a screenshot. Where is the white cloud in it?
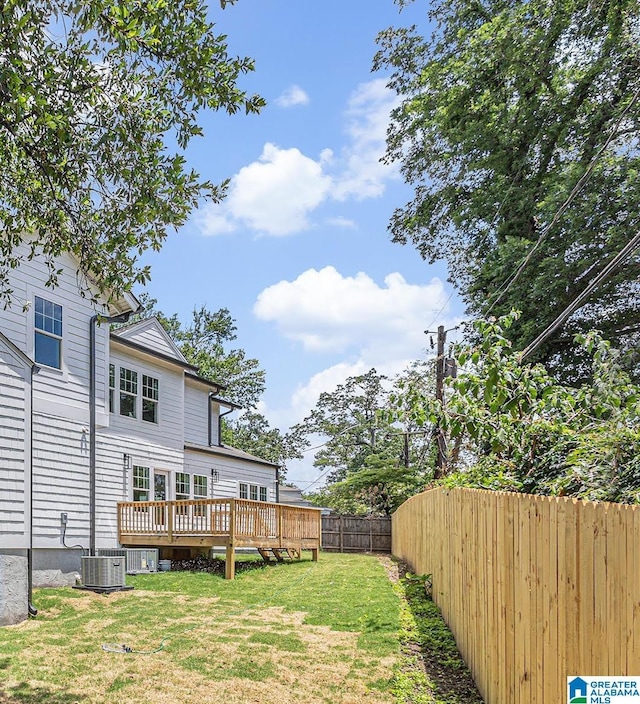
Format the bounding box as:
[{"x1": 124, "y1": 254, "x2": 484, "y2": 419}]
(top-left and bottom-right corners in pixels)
[
  {"x1": 326, "y1": 216, "x2": 357, "y2": 229},
  {"x1": 331, "y1": 78, "x2": 401, "y2": 201},
  {"x1": 193, "y1": 79, "x2": 400, "y2": 238},
  {"x1": 198, "y1": 143, "x2": 332, "y2": 236},
  {"x1": 254, "y1": 265, "x2": 460, "y2": 428},
  {"x1": 254, "y1": 265, "x2": 450, "y2": 356},
  {"x1": 275, "y1": 84, "x2": 310, "y2": 108}
]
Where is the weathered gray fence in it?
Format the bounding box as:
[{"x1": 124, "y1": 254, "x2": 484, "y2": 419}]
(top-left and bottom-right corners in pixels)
[{"x1": 321, "y1": 515, "x2": 391, "y2": 553}]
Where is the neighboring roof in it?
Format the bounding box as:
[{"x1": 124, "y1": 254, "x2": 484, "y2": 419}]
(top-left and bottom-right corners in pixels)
[
  {"x1": 0, "y1": 330, "x2": 37, "y2": 369},
  {"x1": 111, "y1": 317, "x2": 187, "y2": 363},
  {"x1": 184, "y1": 442, "x2": 280, "y2": 469}
]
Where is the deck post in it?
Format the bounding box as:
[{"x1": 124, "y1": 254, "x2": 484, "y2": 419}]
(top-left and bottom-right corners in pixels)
[
  {"x1": 225, "y1": 499, "x2": 236, "y2": 580},
  {"x1": 167, "y1": 501, "x2": 174, "y2": 543}
]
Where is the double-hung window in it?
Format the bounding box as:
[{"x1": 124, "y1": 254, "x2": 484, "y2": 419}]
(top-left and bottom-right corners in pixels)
[
  {"x1": 142, "y1": 374, "x2": 159, "y2": 423},
  {"x1": 193, "y1": 475, "x2": 208, "y2": 499},
  {"x1": 133, "y1": 466, "x2": 150, "y2": 501},
  {"x1": 34, "y1": 296, "x2": 62, "y2": 369},
  {"x1": 175, "y1": 473, "x2": 190, "y2": 501},
  {"x1": 119, "y1": 368, "x2": 137, "y2": 418},
  {"x1": 193, "y1": 475, "x2": 208, "y2": 516}
]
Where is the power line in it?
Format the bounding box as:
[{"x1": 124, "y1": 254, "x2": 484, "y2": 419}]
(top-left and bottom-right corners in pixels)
[
  {"x1": 520, "y1": 229, "x2": 640, "y2": 361},
  {"x1": 485, "y1": 87, "x2": 640, "y2": 315}
]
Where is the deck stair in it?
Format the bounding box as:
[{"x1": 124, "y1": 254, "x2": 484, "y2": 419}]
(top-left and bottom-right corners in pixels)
[{"x1": 258, "y1": 547, "x2": 301, "y2": 563}]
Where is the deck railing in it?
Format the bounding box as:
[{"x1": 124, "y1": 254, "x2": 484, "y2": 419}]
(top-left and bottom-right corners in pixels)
[{"x1": 117, "y1": 498, "x2": 321, "y2": 546}]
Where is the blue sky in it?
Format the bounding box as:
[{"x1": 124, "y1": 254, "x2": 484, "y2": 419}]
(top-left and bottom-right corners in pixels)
[{"x1": 140, "y1": 0, "x2": 464, "y2": 486}]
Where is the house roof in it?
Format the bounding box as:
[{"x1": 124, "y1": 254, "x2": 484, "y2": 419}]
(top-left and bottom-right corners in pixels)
[
  {"x1": 184, "y1": 442, "x2": 280, "y2": 469},
  {"x1": 110, "y1": 334, "x2": 200, "y2": 372},
  {"x1": 0, "y1": 330, "x2": 37, "y2": 369},
  {"x1": 184, "y1": 370, "x2": 228, "y2": 395},
  {"x1": 111, "y1": 317, "x2": 188, "y2": 363}
]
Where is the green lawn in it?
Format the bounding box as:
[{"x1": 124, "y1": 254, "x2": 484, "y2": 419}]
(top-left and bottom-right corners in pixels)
[{"x1": 0, "y1": 552, "x2": 480, "y2": 704}]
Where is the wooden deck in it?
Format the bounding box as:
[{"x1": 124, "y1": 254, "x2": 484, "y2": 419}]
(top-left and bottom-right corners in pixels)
[{"x1": 117, "y1": 498, "x2": 322, "y2": 579}]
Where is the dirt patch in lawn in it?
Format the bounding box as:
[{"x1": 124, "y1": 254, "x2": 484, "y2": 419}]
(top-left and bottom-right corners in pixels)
[{"x1": 1, "y1": 603, "x2": 394, "y2": 704}]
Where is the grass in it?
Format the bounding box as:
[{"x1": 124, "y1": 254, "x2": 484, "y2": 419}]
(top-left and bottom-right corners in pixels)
[{"x1": 0, "y1": 552, "x2": 481, "y2": 704}]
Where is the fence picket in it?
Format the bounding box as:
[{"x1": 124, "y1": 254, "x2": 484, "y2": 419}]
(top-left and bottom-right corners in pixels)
[{"x1": 392, "y1": 488, "x2": 639, "y2": 703}]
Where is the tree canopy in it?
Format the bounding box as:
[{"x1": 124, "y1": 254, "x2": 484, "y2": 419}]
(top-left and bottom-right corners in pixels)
[
  {"x1": 0, "y1": 0, "x2": 263, "y2": 304},
  {"x1": 375, "y1": 0, "x2": 640, "y2": 382},
  {"x1": 296, "y1": 367, "x2": 434, "y2": 515},
  {"x1": 395, "y1": 312, "x2": 640, "y2": 504}
]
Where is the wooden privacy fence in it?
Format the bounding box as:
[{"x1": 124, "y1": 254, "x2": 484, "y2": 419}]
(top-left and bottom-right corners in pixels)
[
  {"x1": 392, "y1": 488, "x2": 640, "y2": 704},
  {"x1": 322, "y1": 515, "x2": 391, "y2": 553}
]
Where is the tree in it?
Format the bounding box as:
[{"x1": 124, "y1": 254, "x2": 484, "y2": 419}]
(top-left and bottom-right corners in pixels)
[
  {"x1": 375, "y1": 0, "x2": 640, "y2": 382},
  {"x1": 0, "y1": 0, "x2": 264, "y2": 304},
  {"x1": 296, "y1": 368, "x2": 434, "y2": 515},
  {"x1": 395, "y1": 312, "x2": 640, "y2": 504},
  {"x1": 222, "y1": 411, "x2": 308, "y2": 480}
]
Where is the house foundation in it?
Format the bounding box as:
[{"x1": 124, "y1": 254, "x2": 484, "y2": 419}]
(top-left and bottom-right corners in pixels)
[{"x1": 0, "y1": 551, "x2": 28, "y2": 626}]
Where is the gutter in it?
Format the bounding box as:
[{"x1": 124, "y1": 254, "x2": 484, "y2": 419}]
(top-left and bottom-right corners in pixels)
[{"x1": 213, "y1": 396, "x2": 236, "y2": 447}]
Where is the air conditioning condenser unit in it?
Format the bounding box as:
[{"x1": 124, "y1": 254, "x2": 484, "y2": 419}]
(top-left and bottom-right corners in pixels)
[
  {"x1": 81, "y1": 556, "x2": 126, "y2": 588},
  {"x1": 96, "y1": 548, "x2": 158, "y2": 574}
]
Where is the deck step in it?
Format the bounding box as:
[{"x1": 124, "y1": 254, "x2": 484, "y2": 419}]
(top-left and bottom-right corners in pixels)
[{"x1": 257, "y1": 547, "x2": 301, "y2": 563}]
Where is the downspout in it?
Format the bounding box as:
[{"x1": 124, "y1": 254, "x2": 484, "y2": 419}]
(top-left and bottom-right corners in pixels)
[
  {"x1": 218, "y1": 405, "x2": 234, "y2": 446},
  {"x1": 89, "y1": 311, "x2": 133, "y2": 556},
  {"x1": 27, "y1": 363, "x2": 40, "y2": 617}
]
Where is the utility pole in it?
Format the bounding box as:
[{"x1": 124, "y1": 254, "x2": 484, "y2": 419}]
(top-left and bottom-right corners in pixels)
[
  {"x1": 425, "y1": 324, "x2": 457, "y2": 479},
  {"x1": 434, "y1": 325, "x2": 447, "y2": 478}
]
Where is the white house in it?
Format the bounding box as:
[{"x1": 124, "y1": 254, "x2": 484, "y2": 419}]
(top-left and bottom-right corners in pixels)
[{"x1": 0, "y1": 247, "x2": 279, "y2": 624}]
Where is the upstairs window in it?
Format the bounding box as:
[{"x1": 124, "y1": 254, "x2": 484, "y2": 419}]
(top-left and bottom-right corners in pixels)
[
  {"x1": 34, "y1": 296, "x2": 62, "y2": 369},
  {"x1": 260, "y1": 486, "x2": 267, "y2": 502},
  {"x1": 142, "y1": 374, "x2": 159, "y2": 423},
  {"x1": 239, "y1": 483, "x2": 248, "y2": 500},
  {"x1": 119, "y1": 368, "x2": 137, "y2": 418}
]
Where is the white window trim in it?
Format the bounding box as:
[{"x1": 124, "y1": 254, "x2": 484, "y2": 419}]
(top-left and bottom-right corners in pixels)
[
  {"x1": 193, "y1": 474, "x2": 208, "y2": 499},
  {"x1": 26, "y1": 286, "x2": 68, "y2": 379},
  {"x1": 110, "y1": 361, "x2": 160, "y2": 425},
  {"x1": 238, "y1": 481, "x2": 268, "y2": 502}
]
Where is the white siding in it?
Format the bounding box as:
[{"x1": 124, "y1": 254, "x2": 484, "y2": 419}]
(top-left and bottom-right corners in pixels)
[
  {"x1": 95, "y1": 433, "x2": 184, "y2": 546},
  {"x1": 0, "y1": 345, "x2": 30, "y2": 548},
  {"x1": 0, "y1": 247, "x2": 109, "y2": 419},
  {"x1": 184, "y1": 383, "x2": 211, "y2": 446},
  {"x1": 31, "y1": 414, "x2": 89, "y2": 549},
  {"x1": 107, "y1": 350, "x2": 184, "y2": 450},
  {"x1": 184, "y1": 450, "x2": 277, "y2": 502}
]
